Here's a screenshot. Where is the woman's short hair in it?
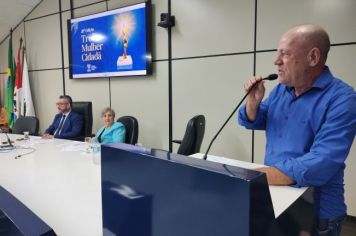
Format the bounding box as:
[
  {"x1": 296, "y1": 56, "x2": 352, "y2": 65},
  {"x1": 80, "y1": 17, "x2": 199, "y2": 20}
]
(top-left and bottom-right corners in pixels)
[{"x1": 101, "y1": 107, "x2": 115, "y2": 118}]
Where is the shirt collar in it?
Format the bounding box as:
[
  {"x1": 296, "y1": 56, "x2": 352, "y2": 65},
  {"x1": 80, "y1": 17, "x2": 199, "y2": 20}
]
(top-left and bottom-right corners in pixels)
[
  {"x1": 62, "y1": 110, "x2": 71, "y2": 116},
  {"x1": 285, "y1": 66, "x2": 333, "y2": 93},
  {"x1": 311, "y1": 66, "x2": 333, "y2": 90}
]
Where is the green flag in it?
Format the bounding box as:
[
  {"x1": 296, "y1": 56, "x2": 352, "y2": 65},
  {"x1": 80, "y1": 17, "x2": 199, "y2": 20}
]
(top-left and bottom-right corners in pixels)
[{"x1": 5, "y1": 32, "x2": 15, "y2": 128}]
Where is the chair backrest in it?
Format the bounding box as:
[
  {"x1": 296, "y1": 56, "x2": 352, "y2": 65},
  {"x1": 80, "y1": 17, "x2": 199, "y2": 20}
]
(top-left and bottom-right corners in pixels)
[
  {"x1": 12, "y1": 116, "x2": 40, "y2": 136},
  {"x1": 71, "y1": 102, "x2": 93, "y2": 140},
  {"x1": 177, "y1": 115, "x2": 205, "y2": 155},
  {"x1": 117, "y1": 116, "x2": 139, "y2": 145}
]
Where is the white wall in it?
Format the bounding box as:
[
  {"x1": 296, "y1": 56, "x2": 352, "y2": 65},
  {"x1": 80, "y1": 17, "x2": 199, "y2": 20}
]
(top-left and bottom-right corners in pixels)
[{"x1": 0, "y1": 0, "x2": 355, "y2": 215}]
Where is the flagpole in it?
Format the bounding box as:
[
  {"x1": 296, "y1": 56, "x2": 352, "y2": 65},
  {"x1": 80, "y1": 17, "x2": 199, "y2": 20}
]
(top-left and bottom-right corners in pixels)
[{"x1": 21, "y1": 38, "x2": 25, "y2": 72}]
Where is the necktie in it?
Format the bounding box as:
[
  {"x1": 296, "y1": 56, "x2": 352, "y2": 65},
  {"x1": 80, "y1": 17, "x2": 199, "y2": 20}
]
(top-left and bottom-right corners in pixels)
[{"x1": 55, "y1": 115, "x2": 66, "y2": 135}]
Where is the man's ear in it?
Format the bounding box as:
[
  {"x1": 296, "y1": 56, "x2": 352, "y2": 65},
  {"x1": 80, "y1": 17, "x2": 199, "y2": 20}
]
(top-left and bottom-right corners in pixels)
[{"x1": 308, "y1": 47, "x2": 321, "y2": 67}]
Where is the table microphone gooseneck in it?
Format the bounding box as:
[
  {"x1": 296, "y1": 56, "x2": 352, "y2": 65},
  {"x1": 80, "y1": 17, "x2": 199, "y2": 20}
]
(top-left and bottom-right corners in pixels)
[{"x1": 203, "y1": 74, "x2": 278, "y2": 160}]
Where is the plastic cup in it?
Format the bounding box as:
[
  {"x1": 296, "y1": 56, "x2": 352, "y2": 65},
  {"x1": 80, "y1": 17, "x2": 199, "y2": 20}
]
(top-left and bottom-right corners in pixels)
[{"x1": 23, "y1": 131, "x2": 30, "y2": 140}]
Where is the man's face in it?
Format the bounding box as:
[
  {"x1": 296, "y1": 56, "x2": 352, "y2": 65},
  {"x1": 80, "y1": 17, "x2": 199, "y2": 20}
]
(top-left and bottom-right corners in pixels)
[
  {"x1": 274, "y1": 32, "x2": 310, "y2": 88},
  {"x1": 56, "y1": 98, "x2": 70, "y2": 113}
]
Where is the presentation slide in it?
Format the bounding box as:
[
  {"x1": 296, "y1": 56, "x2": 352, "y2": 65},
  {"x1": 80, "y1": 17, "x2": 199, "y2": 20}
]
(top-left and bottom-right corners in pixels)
[{"x1": 69, "y1": 3, "x2": 149, "y2": 78}]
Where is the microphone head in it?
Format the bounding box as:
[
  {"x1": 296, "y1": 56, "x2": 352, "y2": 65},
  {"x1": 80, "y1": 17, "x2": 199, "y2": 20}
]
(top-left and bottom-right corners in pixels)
[{"x1": 263, "y1": 74, "x2": 278, "y2": 81}]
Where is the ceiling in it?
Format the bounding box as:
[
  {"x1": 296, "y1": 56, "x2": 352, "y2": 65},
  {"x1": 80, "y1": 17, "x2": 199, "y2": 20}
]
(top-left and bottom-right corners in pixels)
[{"x1": 0, "y1": 0, "x2": 42, "y2": 44}]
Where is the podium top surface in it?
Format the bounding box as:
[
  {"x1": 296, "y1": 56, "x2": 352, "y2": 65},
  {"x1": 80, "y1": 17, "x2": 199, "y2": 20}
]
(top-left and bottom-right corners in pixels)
[{"x1": 104, "y1": 143, "x2": 264, "y2": 182}]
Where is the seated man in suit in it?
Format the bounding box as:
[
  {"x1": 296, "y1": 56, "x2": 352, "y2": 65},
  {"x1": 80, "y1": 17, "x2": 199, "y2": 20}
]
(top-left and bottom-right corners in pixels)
[{"x1": 42, "y1": 95, "x2": 83, "y2": 139}]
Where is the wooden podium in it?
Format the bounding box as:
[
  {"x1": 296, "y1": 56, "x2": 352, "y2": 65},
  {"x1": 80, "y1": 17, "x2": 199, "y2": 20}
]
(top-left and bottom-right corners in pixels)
[{"x1": 101, "y1": 143, "x2": 313, "y2": 236}]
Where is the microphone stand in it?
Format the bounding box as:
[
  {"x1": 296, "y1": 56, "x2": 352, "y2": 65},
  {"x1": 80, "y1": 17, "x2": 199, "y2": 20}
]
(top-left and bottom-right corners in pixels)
[
  {"x1": 5, "y1": 132, "x2": 14, "y2": 148},
  {"x1": 203, "y1": 74, "x2": 277, "y2": 160},
  {"x1": 0, "y1": 128, "x2": 14, "y2": 148}
]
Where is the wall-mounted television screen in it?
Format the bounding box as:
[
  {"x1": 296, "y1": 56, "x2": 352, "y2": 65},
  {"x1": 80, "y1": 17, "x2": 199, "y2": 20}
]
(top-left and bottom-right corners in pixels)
[{"x1": 68, "y1": 1, "x2": 152, "y2": 79}]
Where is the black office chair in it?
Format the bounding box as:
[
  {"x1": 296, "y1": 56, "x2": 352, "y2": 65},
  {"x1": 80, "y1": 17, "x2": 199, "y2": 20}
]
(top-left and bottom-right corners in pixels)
[
  {"x1": 173, "y1": 115, "x2": 205, "y2": 155},
  {"x1": 117, "y1": 116, "x2": 139, "y2": 145},
  {"x1": 71, "y1": 102, "x2": 93, "y2": 141},
  {"x1": 11, "y1": 116, "x2": 40, "y2": 136}
]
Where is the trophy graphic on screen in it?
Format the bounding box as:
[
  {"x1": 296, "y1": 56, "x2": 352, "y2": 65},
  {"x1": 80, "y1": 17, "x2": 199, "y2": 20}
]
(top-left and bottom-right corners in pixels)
[
  {"x1": 122, "y1": 28, "x2": 128, "y2": 59},
  {"x1": 114, "y1": 13, "x2": 135, "y2": 70}
]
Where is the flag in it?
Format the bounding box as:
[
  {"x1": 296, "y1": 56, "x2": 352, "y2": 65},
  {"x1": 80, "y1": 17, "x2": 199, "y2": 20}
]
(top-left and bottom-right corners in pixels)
[
  {"x1": 5, "y1": 32, "x2": 15, "y2": 128},
  {"x1": 21, "y1": 52, "x2": 36, "y2": 117},
  {"x1": 13, "y1": 43, "x2": 23, "y2": 122}
]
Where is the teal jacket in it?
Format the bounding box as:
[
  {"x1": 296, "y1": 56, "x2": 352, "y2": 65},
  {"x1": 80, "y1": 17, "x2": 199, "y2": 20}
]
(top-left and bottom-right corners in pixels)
[{"x1": 96, "y1": 122, "x2": 126, "y2": 144}]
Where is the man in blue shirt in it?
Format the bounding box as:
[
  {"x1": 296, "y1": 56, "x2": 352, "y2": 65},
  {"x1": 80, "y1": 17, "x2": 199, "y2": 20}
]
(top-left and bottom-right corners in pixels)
[{"x1": 238, "y1": 24, "x2": 355, "y2": 236}]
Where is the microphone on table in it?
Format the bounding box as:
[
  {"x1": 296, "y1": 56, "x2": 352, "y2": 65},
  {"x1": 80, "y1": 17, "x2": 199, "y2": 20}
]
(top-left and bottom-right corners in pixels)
[
  {"x1": 0, "y1": 128, "x2": 14, "y2": 148},
  {"x1": 203, "y1": 74, "x2": 278, "y2": 160},
  {"x1": 4, "y1": 132, "x2": 14, "y2": 148}
]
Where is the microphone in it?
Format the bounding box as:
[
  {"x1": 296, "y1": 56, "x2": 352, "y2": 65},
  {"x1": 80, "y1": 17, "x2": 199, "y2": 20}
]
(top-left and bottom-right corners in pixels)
[
  {"x1": 4, "y1": 132, "x2": 14, "y2": 148},
  {"x1": 203, "y1": 74, "x2": 278, "y2": 160},
  {"x1": 0, "y1": 128, "x2": 14, "y2": 149},
  {"x1": 262, "y1": 74, "x2": 278, "y2": 81}
]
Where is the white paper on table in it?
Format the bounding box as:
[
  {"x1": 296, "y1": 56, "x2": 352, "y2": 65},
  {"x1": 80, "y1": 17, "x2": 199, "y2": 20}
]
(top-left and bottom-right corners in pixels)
[{"x1": 60, "y1": 142, "x2": 87, "y2": 152}]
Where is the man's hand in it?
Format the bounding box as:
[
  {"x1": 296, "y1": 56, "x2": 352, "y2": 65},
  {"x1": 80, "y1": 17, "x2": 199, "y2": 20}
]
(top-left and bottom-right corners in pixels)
[
  {"x1": 256, "y1": 166, "x2": 295, "y2": 185},
  {"x1": 42, "y1": 134, "x2": 54, "y2": 139},
  {"x1": 245, "y1": 76, "x2": 265, "y2": 122}
]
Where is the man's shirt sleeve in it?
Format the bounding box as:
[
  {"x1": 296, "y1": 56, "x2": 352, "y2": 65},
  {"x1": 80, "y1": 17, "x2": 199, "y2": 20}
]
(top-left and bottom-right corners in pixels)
[
  {"x1": 238, "y1": 99, "x2": 269, "y2": 130},
  {"x1": 273, "y1": 92, "x2": 356, "y2": 187}
]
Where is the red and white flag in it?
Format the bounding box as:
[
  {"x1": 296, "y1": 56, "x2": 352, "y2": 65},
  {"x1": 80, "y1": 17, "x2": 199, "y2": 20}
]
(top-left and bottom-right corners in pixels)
[
  {"x1": 21, "y1": 53, "x2": 35, "y2": 117},
  {"x1": 13, "y1": 45, "x2": 23, "y2": 121}
]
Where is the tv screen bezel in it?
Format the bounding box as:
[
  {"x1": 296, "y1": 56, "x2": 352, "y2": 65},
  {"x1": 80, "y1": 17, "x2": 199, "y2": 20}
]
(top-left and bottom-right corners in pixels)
[{"x1": 67, "y1": 0, "x2": 152, "y2": 79}]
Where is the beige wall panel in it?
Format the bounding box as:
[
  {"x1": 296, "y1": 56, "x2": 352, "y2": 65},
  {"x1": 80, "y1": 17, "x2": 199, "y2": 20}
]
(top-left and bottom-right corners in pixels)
[
  {"x1": 12, "y1": 23, "x2": 25, "y2": 57},
  {"x1": 64, "y1": 68, "x2": 110, "y2": 134},
  {"x1": 26, "y1": 0, "x2": 59, "y2": 20},
  {"x1": 62, "y1": 11, "x2": 70, "y2": 68},
  {"x1": 109, "y1": 0, "x2": 145, "y2": 7},
  {"x1": 25, "y1": 14, "x2": 62, "y2": 70},
  {"x1": 328, "y1": 45, "x2": 356, "y2": 87},
  {"x1": 172, "y1": 0, "x2": 254, "y2": 58},
  {"x1": 257, "y1": 0, "x2": 356, "y2": 50},
  {"x1": 172, "y1": 55, "x2": 253, "y2": 161},
  {"x1": 71, "y1": 2, "x2": 106, "y2": 18},
  {"x1": 0, "y1": 37, "x2": 8, "y2": 73},
  {"x1": 110, "y1": 62, "x2": 168, "y2": 150},
  {"x1": 29, "y1": 70, "x2": 64, "y2": 134},
  {"x1": 61, "y1": 0, "x2": 71, "y2": 11},
  {"x1": 109, "y1": 0, "x2": 167, "y2": 60},
  {"x1": 73, "y1": 0, "x2": 102, "y2": 8}
]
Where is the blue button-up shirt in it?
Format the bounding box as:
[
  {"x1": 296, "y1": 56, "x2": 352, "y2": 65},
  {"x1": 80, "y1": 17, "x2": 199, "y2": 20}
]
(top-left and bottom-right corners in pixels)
[{"x1": 238, "y1": 67, "x2": 356, "y2": 219}]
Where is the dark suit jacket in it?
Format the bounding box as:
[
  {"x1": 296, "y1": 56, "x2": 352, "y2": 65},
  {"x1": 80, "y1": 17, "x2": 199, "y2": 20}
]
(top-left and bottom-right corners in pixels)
[{"x1": 45, "y1": 111, "x2": 83, "y2": 139}]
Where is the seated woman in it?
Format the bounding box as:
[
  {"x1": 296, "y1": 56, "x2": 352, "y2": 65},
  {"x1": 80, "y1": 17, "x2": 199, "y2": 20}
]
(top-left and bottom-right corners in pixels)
[{"x1": 96, "y1": 107, "x2": 126, "y2": 144}]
